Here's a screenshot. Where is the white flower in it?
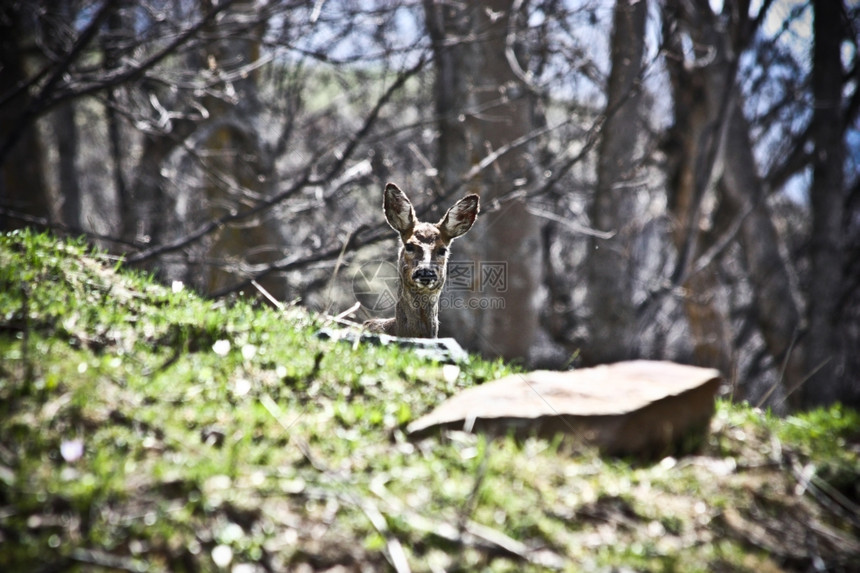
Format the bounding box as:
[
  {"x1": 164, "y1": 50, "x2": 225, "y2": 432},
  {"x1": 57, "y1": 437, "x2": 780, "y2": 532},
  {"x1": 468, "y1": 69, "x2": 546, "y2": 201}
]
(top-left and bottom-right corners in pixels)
[
  {"x1": 211, "y1": 544, "x2": 233, "y2": 568},
  {"x1": 60, "y1": 439, "x2": 84, "y2": 462},
  {"x1": 212, "y1": 339, "x2": 231, "y2": 356},
  {"x1": 241, "y1": 344, "x2": 257, "y2": 361},
  {"x1": 234, "y1": 378, "x2": 251, "y2": 396},
  {"x1": 171, "y1": 280, "x2": 184, "y2": 293},
  {"x1": 442, "y1": 364, "x2": 461, "y2": 383}
]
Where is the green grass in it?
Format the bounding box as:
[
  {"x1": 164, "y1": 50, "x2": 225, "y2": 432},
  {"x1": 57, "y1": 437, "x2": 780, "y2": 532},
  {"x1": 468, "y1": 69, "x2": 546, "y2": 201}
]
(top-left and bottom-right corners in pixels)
[{"x1": 1, "y1": 230, "x2": 858, "y2": 572}]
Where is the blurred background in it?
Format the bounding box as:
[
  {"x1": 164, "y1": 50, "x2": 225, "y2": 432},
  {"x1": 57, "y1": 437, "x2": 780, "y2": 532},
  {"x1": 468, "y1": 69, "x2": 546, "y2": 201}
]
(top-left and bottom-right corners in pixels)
[{"x1": 1, "y1": 0, "x2": 857, "y2": 411}]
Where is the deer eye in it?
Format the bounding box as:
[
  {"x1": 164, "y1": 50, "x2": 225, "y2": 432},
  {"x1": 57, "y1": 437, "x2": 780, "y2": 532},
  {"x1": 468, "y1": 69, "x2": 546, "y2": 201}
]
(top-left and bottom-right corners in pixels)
[
  {"x1": 436, "y1": 246, "x2": 448, "y2": 257},
  {"x1": 404, "y1": 243, "x2": 417, "y2": 254}
]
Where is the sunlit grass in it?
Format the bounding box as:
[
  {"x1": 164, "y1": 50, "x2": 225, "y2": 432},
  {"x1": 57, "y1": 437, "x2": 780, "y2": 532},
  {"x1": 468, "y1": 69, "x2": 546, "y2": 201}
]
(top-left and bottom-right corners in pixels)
[{"x1": 1, "y1": 230, "x2": 858, "y2": 572}]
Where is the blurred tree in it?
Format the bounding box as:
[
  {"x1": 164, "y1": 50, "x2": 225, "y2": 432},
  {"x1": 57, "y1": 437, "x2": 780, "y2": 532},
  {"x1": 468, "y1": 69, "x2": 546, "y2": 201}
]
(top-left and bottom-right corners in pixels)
[
  {"x1": 662, "y1": 0, "x2": 803, "y2": 406},
  {"x1": 186, "y1": 0, "x2": 288, "y2": 297},
  {"x1": 101, "y1": 0, "x2": 128, "y2": 236},
  {"x1": 44, "y1": 1, "x2": 84, "y2": 230},
  {"x1": 583, "y1": 0, "x2": 649, "y2": 365},
  {"x1": 425, "y1": 0, "x2": 541, "y2": 360},
  {"x1": 0, "y1": 2, "x2": 55, "y2": 229},
  {"x1": 803, "y1": 0, "x2": 848, "y2": 405},
  {"x1": 1, "y1": 0, "x2": 857, "y2": 408},
  {"x1": 118, "y1": 1, "x2": 234, "y2": 251}
]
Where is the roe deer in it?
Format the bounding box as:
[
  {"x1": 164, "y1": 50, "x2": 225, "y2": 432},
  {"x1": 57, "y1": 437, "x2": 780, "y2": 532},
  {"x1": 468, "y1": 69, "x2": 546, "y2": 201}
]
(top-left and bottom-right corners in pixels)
[{"x1": 364, "y1": 183, "x2": 479, "y2": 338}]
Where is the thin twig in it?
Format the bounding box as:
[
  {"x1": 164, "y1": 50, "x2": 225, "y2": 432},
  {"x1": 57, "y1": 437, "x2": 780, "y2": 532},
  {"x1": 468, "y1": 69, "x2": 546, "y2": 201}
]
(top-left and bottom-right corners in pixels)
[
  {"x1": 21, "y1": 283, "x2": 33, "y2": 390},
  {"x1": 457, "y1": 439, "x2": 490, "y2": 538},
  {"x1": 324, "y1": 227, "x2": 361, "y2": 315},
  {"x1": 689, "y1": 203, "x2": 753, "y2": 279},
  {"x1": 331, "y1": 302, "x2": 362, "y2": 325},
  {"x1": 756, "y1": 327, "x2": 800, "y2": 408},
  {"x1": 251, "y1": 280, "x2": 284, "y2": 310},
  {"x1": 368, "y1": 480, "x2": 565, "y2": 569},
  {"x1": 776, "y1": 357, "x2": 832, "y2": 408},
  {"x1": 348, "y1": 495, "x2": 411, "y2": 573},
  {"x1": 69, "y1": 548, "x2": 143, "y2": 573},
  {"x1": 790, "y1": 456, "x2": 860, "y2": 531},
  {"x1": 525, "y1": 205, "x2": 615, "y2": 239}
]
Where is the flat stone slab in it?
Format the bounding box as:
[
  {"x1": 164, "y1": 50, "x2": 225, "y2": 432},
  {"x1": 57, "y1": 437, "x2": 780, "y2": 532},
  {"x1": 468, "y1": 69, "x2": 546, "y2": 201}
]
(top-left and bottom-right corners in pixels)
[
  {"x1": 317, "y1": 328, "x2": 468, "y2": 364},
  {"x1": 408, "y1": 360, "x2": 722, "y2": 456}
]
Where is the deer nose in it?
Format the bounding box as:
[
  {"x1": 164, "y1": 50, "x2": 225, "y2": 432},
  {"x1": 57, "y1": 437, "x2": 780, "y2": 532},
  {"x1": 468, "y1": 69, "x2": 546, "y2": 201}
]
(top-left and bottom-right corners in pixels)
[{"x1": 412, "y1": 267, "x2": 438, "y2": 286}]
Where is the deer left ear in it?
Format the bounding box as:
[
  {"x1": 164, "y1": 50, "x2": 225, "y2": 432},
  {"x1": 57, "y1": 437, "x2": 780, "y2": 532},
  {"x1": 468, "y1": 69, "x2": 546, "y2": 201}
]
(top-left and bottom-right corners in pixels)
[
  {"x1": 439, "y1": 194, "x2": 479, "y2": 242},
  {"x1": 383, "y1": 183, "x2": 416, "y2": 236}
]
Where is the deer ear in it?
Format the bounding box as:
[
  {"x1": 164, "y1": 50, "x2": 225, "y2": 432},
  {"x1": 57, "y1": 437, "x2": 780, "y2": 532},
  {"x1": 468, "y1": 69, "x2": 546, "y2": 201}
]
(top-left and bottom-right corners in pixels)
[
  {"x1": 439, "y1": 194, "x2": 479, "y2": 241},
  {"x1": 383, "y1": 183, "x2": 416, "y2": 235}
]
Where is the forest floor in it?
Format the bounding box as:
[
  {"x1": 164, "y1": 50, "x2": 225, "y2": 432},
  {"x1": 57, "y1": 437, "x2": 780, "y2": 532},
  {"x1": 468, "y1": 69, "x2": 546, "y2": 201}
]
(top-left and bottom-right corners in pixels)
[{"x1": 1, "y1": 231, "x2": 859, "y2": 572}]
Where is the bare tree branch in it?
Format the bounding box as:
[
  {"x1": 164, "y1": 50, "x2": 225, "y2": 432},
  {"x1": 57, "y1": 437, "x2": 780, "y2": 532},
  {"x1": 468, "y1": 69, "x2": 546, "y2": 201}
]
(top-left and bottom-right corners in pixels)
[{"x1": 126, "y1": 53, "x2": 429, "y2": 266}]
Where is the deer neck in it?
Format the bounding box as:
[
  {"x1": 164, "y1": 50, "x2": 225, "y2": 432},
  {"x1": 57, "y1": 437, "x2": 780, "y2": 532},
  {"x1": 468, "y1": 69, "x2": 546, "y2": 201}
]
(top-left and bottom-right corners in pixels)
[{"x1": 395, "y1": 284, "x2": 440, "y2": 338}]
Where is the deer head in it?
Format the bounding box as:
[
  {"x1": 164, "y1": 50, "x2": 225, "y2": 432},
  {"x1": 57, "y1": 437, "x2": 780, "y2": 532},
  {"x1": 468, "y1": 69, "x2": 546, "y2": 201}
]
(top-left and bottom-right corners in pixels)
[
  {"x1": 363, "y1": 182, "x2": 479, "y2": 338},
  {"x1": 383, "y1": 182, "x2": 479, "y2": 296}
]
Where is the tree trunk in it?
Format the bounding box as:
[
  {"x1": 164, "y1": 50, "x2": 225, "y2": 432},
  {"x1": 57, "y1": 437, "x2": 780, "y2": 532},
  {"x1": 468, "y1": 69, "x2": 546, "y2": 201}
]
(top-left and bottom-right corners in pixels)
[
  {"x1": 54, "y1": 101, "x2": 82, "y2": 231},
  {"x1": 192, "y1": 0, "x2": 284, "y2": 297},
  {"x1": 44, "y1": 1, "x2": 83, "y2": 232},
  {"x1": 122, "y1": 105, "x2": 202, "y2": 248},
  {"x1": 103, "y1": 2, "x2": 128, "y2": 236},
  {"x1": 583, "y1": 0, "x2": 648, "y2": 365},
  {"x1": 424, "y1": 0, "x2": 541, "y2": 361},
  {"x1": 803, "y1": 0, "x2": 846, "y2": 406},
  {"x1": 662, "y1": 0, "x2": 803, "y2": 405},
  {"x1": 719, "y1": 105, "x2": 804, "y2": 403},
  {"x1": 662, "y1": 26, "x2": 734, "y2": 377},
  {"x1": 0, "y1": 4, "x2": 51, "y2": 230}
]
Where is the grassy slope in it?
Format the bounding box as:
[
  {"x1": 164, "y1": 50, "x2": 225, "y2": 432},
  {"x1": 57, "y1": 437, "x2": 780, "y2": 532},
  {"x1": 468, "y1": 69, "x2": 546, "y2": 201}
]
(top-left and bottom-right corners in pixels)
[{"x1": 1, "y1": 231, "x2": 858, "y2": 572}]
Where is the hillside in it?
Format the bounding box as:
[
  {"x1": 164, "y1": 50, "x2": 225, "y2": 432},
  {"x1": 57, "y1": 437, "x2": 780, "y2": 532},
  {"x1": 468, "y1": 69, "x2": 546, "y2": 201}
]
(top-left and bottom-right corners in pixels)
[{"x1": 1, "y1": 231, "x2": 858, "y2": 572}]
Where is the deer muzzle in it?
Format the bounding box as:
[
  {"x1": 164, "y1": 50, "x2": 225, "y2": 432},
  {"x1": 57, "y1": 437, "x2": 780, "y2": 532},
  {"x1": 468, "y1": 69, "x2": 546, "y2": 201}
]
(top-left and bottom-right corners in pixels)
[{"x1": 412, "y1": 267, "x2": 439, "y2": 288}]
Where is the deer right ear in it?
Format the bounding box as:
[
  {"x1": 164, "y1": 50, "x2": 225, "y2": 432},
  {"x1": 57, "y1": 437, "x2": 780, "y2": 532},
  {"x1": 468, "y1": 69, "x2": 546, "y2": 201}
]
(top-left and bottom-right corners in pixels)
[
  {"x1": 439, "y1": 193, "x2": 479, "y2": 242},
  {"x1": 383, "y1": 183, "x2": 416, "y2": 236}
]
